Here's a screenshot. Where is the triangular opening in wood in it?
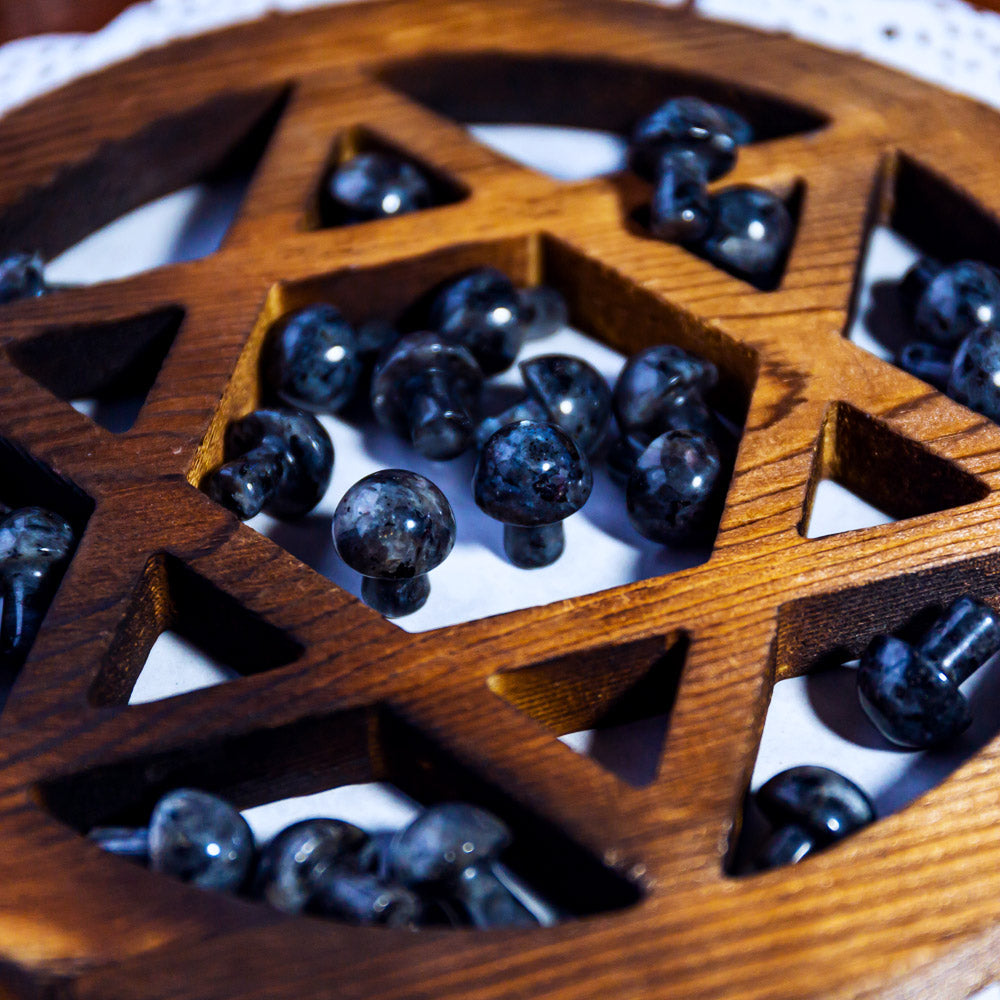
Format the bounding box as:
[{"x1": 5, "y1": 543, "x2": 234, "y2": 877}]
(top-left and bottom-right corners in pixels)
[
  {"x1": 89, "y1": 553, "x2": 303, "y2": 706},
  {"x1": 488, "y1": 632, "x2": 688, "y2": 787},
  {"x1": 799, "y1": 402, "x2": 987, "y2": 539},
  {"x1": 7, "y1": 306, "x2": 184, "y2": 433}
]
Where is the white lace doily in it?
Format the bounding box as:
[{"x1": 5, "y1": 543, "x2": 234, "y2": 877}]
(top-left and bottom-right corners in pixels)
[{"x1": 3, "y1": 0, "x2": 1000, "y2": 118}]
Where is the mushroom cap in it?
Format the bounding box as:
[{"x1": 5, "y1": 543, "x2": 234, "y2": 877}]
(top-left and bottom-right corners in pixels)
[
  {"x1": 333, "y1": 469, "x2": 456, "y2": 579},
  {"x1": 323, "y1": 151, "x2": 431, "y2": 222},
  {"x1": 0, "y1": 251, "x2": 46, "y2": 304},
  {"x1": 626, "y1": 430, "x2": 721, "y2": 544},
  {"x1": 0, "y1": 507, "x2": 74, "y2": 571},
  {"x1": 430, "y1": 267, "x2": 525, "y2": 375},
  {"x1": 224, "y1": 408, "x2": 334, "y2": 519},
  {"x1": 915, "y1": 260, "x2": 1000, "y2": 346},
  {"x1": 629, "y1": 96, "x2": 737, "y2": 181},
  {"x1": 520, "y1": 354, "x2": 612, "y2": 454},
  {"x1": 262, "y1": 304, "x2": 362, "y2": 413},
  {"x1": 474, "y1": 420, "x2": 593, "y2": 527},
  {"x1": 701, "y1": 185, "x2": 792, "y2": 281},
  {"x1": 756, "y1": 766, "x2": 875, "y2": 845},
  {"x1": 370, "y1": 332, "x2": 482, "y2": 433},
  {"x1": 613, "y1": 344, "x2": 718, "y2": 439},
  {"x1": 148, "y1": 788, "x2": 254, "y2": 891},
  {"x1": 388, "y1": 803, "x2": 511, "y2": 888},
  {"x1": 857, "y1": 634, "x2": 970, "y2": 749},
  {"x1": 948, "y1": 324, "x2": 1000, "y2": 422}
]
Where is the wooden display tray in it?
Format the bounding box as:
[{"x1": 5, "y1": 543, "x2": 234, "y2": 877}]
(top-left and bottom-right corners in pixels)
[{"x1": 2, "y1": 2, "x2": 1000, "y2": 997}]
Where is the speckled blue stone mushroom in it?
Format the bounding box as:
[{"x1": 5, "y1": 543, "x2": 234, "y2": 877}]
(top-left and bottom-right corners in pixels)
[
  {"x1": 333, "y1": 469, "x2": 456, "y2": 617},
  {"x1": 613, "y1": 344, "x2": 718, "y2": 444},
  {"x1": 430, "y1": 268, "x2": 526, "y2": 375},
  {"x1": 0, "y1": 252, "x2": 46, "y2": 304},
  {"x1": 261, "y1": 304, "x2": 362, "y2": 413},
  {"x1": 310, "y1": 871, "x2": 422, "y2": 926},
  {"x1": 0, "y1": 507, "x2": 74, "y2": 668},
  {"x1": 475, "y1": 354, "x2": 612, "y2": 455},
  {"x1": 626, "y1": 430, "x2": 722, "y2": 544},
  {"x1": 629, "y1": 96, "x2": 738, "y2": 181},
  {"x1": 915, "y1": 261, "x2": 1000, "y2": 346},
  {"x1": 256, "y1": 818, "x2": 369, "y2": 914},
  {"x1": 371, "y1": 332, "x2": 483, "y2": 461},
  {"x1": 857, "y1": 596, "x2": 1000, "y2": 749},
  {"x1": 321, "y1": 151, "x2": 431, "y2": 225},
  {"x1": 649, "y1": 149, "x2": 713, "y2": 244},
  {"x1": 148, "y1": 788, "x2": 255, "y2": 892},
  {"x1": 947, "y1": 325, "x2": 1000, "y2": 421},
  {"x1": 474, "y1": 419, "x2": 593, "y2": 568},
  {"x1": 203, "y1": 408, "x2": 333, "y2": 520},
  {"x1": 754, "y1": 766, "x2": 875, "y2": 871},
  {"x1": 701, "y1": 186, "x2": 793, "y2": 284}
]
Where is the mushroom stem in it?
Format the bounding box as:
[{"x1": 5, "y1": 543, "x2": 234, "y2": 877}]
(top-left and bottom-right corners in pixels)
[
  {"x1": 88, "y1": 826, "x2": 150, "y2": 861},
  {"x1": 204, "y1": 438, "x2": 288, "y2": 520},
  {"x1": 503, "y1": 522, "x2": 564, "y2": 569},
  {"x1": 403, "y1": 369, "x2": 475, "y2": 460},
  {"x1": 917, "y1": 596, "x2": 1000, "y2": 685},
  {"x1": 362, "y1": 575, "x2": 431, "y2": 618}
]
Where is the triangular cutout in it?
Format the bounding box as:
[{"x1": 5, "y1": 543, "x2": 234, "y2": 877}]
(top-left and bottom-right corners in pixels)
[
  {"x1": 799, "y1": 402, "x2": 988, "y2": 538},
  {"x1": 803, "y1": 478, "x2": 895, "y2": 539},
  {"x1": 309, "y1": 126, "x2": 468, "y2": 229},
  {"x1": 378, "y1": 54, "x2": 827, "y2": 180},
  {"x1": 848, "y1": 152, "x2": 1000, "y2": 375},
  {"x1": 730, "y1": 576, "x2": 1000, "y2": 876},
  {"x1": 0, "y1": 86, "x2": 290, "y2": 284},
  {"x1": 6, "y1": 306, "x2": 185, "y2": 433},
  {"x1": 41, "y1": 704, "x2": 641, "y2": 922},
  {"x1": 89, "y1": 553, "x2": 303, "y2": 706},
  {"x1": 488, "y1": 632, "x2": 687, "y2": 787}
]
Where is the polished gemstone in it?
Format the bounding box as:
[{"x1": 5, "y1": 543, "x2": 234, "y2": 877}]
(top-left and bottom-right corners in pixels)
[
  {"x1": 453, "y1": 864, "x2": 537, "y2": 928},
  {"x1": 322, "y1": 151, "x2": 431, "y2": 224},
  {"x1": 948, "y1": 325, "x2": 1000, "y2": 421},
  {"x1": 262, "y1": 304, "x2": 362, "y2": 413},
  {"x1": 431, "y1": 268, "x2": 525, "y2": 375},
  {"x1": 753, "y1": 824, "x2": 814, "y2": 871},
  {"x1": 203, "y1": 435, "x2": 288, "y2": 521},
  {"x1": 629, "y1": 96, "x2": 737, "y2": 181},
  {"x1": 148, "y1": 789, "x2": 254, "y2": 892},
  {"x1": 310, "y1": 871, "x2": 421, "y2": 926},
  {"x1": 916, "y1": 595, "x2": 1000, "y2": 685},
  {"x1": 649, "y1": 149, "x2": 712, "y2": 243},
  {"x1": 626, "y1": 430, "x2": 721, "y2": 544},
  {"x1": 701, "y1": 186, "x2": 792, "y2": 283},
  {"x1": 0, "y1": 252, "x2": 46, "y2": 304},
  {"x1": 915, "y1": 261, "x2": 1000, "y2": 346},
  {"x1": 756, "y1": 766, "x2": 875, "y2": 843}
]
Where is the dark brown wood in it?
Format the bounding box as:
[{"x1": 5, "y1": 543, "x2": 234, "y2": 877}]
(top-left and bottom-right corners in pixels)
[{"x1": 1, "y1": 3, "x2": 1000, "y2": 999}]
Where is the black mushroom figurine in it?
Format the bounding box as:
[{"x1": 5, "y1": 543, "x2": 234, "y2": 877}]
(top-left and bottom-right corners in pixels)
[
  {"x1": 700, "y1": 185, "x2": 793, "y2": 284},
  {"x1": 203, "y1": 408, "x2": 334, "y2": 520},
  {"x1": 92, "y1": 788, "x2": 255, "y2": 892},
  {"x1": 857, "y1": 595, "x2": 1000, "y2": 749},
  {"x1": 475, "y1": 354, "x2": 612, "y2": 455},
  {"x1": 261, "y1": 304, "x2": 362, "y2": 413},
  {"x1": 0, "y1": 506, "x2": 74, "y2": 669},
  {"x1": 320, "y1": 150, "x2": 432, "y2": 225},
  {"x1": 649, "y1": 148, "x2": 714, "y2": 244},
  {"x1": 753, "y1": 766, "x2": 876, "y2": 871},
  {"x1": 430, "y1": 268, "x2": 526, "y2": 375},
  {"x1": 914, "y1": 261, "x2": 1000, "y2": 347},
  {"x1": 474, "y1": 420, "x2": 593, "y2": 569},
  {"x1": 388, "y1": 803, "x2": 535, "y2": 928},
  {"x1": 371, "y1": 332, "x2": 483, "y2": 461},
  {"x1": 333, "y1": 469, "x2": 456, "y2": 617}
]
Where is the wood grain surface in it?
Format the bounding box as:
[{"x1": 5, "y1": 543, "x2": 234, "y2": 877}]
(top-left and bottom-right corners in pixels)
[{"x1": 0, "y1": 2, "x2": 999, "y2": 999}]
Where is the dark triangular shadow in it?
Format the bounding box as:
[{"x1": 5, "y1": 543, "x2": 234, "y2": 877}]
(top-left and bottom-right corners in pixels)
[
  {"x1": 488, "y1": 632, "x2": 688, "y2": 787},
  {"x1": 88, "y1": 553, "x2": 303, "y2": 706},
  {"x1": 799, "y1": 402, "x2": 988, "y2": 538},
  {"x1": 0, "y1": 85, "x2": 290, "y2": 283},
  {"x1": 7, "y1": 306, "x2": 185, "y2": 433}
]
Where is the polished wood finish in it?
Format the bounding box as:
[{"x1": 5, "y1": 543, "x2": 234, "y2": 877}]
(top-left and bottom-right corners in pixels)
[{"x1": 0, "y1": 2, "x2": 1000, "y2": 998}]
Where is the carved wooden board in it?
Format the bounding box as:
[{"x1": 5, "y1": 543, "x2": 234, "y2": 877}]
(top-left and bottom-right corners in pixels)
[{"x1": 2, "y1": 2, "x2": 1000, "y2": 998}]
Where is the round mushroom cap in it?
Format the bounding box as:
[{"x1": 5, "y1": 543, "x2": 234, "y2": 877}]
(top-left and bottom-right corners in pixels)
[
  {"x1": 520, "y1": 354, "x2": 612, "y2": 454},
  {"x1": 756, "y1": 766, "x2": 875, "y2": 845},
  {"x1": 474, "y1": 420, "x2": 593, "y2": 527},
  {"x1": 333, "y1": 469, "x2": 456, "y2": 579},
  {"x1": 629, "y1": 96, "x2": 737, "y2": 181},
  {"x1": 371, "y1": 332, "x2": 483, "y2": 433},
  {"x1": 0, "y1": 507, "x2": 74, "y2": 571},
  {"x1": 948, "y1": 325, "x2": 1000, "y2": 422},
  {"x1": 0, "y1": 251, "x2": 46, "y2": 304},
  {"x1": 430, "y1": 268, "x2": 525, "y2": 375},
  {"x1": 224, "y1": 408, "x2": 334, "y2": 519},
  {"x1": 915, "y1": 260, "x2": 1000, "y2": 346},
  {"x1": 262, "y1": 304, "x2": 362, "y2": 413},
  {"x1": 701, "y1": 185, "x2": 792, "y2": 282},
  {"x1": 323, "y1": 151, "x2": 431, "y2": 223},
  {"x1": 613, "y1": 345, "x2": 718, "y2": 439},
  {"x1": 388, "y1": 803, "x2": 511, "y2": 888},
  {"x1": 857, "y1": 634, "x2": 970, "y2": 749}
]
